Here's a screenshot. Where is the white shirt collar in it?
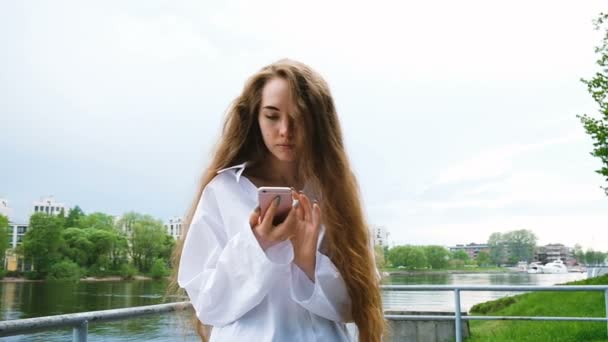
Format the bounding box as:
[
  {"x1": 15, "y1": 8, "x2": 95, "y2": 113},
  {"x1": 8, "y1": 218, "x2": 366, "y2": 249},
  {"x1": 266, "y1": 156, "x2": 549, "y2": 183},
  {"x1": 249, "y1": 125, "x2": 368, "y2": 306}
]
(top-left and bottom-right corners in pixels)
[{"x1": 217, "y1": 162, "x2": 248, "y2": 182}]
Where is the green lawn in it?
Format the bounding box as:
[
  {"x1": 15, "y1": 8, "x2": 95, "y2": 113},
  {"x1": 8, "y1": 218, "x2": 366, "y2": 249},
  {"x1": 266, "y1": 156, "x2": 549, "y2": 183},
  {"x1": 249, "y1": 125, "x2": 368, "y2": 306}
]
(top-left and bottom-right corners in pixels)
[{"x1": 467, "y1": 275, "x2": 608, "y2": 342}]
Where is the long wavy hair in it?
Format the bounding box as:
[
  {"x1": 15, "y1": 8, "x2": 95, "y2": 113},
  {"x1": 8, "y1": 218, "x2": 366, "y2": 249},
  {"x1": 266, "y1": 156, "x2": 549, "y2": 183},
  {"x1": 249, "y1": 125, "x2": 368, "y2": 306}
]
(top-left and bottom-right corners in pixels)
[{"x1": 170, "y1": 59, "x2": 385, "y2": 342}]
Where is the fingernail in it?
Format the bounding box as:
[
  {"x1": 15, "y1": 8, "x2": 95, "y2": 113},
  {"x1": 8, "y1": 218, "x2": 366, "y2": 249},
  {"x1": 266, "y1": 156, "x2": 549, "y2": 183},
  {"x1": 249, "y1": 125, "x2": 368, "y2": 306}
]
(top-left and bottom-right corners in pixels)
[
  {"x1": 293, "y1": 200, "x2": 300, "y2": 208},
  {"x1": 313, "y1": 199, "x2": 318, "y2": 204},
  {"x1": 298, "y1": 190, "x2": 304, "y2": 194},
  {"x1": 274, "y1": 196, "x2": 281, "y2": 205},
  {"x1": 255, "y1": 206, "x2": 261, "y2": 213}
]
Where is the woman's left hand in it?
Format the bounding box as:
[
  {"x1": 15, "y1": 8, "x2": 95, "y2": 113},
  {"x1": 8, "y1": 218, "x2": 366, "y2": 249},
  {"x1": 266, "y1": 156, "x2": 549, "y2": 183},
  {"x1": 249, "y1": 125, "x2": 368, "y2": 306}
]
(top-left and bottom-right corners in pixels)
[{"x1": 291, "y1": 192, "x2": 322, "y2": 281}]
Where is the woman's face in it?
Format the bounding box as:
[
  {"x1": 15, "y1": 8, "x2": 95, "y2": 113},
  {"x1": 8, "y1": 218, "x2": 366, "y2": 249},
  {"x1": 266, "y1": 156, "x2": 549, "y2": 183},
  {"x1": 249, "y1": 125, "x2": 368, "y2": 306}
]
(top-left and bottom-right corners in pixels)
[{"x1": 258, "y1": 77, "x2": 300, "y2": 162}]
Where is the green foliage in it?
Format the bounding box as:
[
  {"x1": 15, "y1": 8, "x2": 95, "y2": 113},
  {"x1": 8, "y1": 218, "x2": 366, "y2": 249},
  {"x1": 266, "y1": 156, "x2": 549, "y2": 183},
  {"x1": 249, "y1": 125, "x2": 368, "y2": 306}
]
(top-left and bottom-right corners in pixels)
[
  {"x1": 149, "y1": 258, "x2": 169, "y2": 279},
  {"x1": 584, "y1": 249, "x2": 607, "y2": 265},
  {"x1": 578, "y1": 13, "x2": 608, "y2": 195},
  {"x1": 374, "y1": 245, "x2": 386, "y2": 269},
  {"x1": 470, "y1": 296, "x2": 518, "y2": 314},
  {"x1": 129, "y1": 214, "x2": 170, "y2": 273},
  {"x1": 47, "y1": 260, "x2": 82, "y2": 281},
  {"x1": 119, "y1": 263, "x2": 137, "y2": 280},
  {"x1": 476, "y1": 251, "x2": 491, "y2": 267},
  {"x1": 65, "y1": 206, "x2": 85, "y2": 228},
  {"x1": 487, "y1": 229, "x2": 537, "y2": 265},
  {"x1": 78, "y1": 212, "x2": 115, "y2": 231},
  {"x1": 0, "y1": 268, "x2": 5, "y2": 279},
  {"x1": 21, "y1": 213, "x2": 65, "y2": 278},
  {"x1": 62, "y1": 228, "x2": 93, "y2": 266},
  {"x1": 450, "y1": 249, "x2": 470, "y2": 261},
  {"x1": 0, "y1": 214, "x2": 9, "y2": 267},
  {"x1": 387, "y1": 245, "x2": 428, "y2": 269},
  {"x1": 423, "y1": 245, "x2": 449, "y2": 269}
]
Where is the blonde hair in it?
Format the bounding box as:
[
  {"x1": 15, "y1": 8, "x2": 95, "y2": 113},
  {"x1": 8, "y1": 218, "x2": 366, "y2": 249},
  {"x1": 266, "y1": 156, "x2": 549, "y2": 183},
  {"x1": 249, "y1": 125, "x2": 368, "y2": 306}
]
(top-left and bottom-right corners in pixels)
[{"x1": 170, "y1": 59, "x2": 385, "y2": 341}]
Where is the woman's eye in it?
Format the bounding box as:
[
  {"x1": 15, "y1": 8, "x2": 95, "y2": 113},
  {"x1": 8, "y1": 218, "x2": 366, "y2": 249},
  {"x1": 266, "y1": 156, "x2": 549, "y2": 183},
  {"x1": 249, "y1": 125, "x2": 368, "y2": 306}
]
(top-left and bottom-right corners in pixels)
[{"x1": 265, "y1": 115, "x2": 279, "y2": 121}]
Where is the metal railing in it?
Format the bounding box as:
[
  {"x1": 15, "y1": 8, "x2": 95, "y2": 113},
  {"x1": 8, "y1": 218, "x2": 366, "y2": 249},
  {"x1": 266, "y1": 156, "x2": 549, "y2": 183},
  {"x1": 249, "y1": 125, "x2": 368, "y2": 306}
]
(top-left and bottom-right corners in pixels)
[
  {"x1": 383, "y1": 285, "x2": 608, "y2": 342},
  {"x1": 0, "y1": 301, "x2": 192, "y2": 341},
  {"x1": 0, "y1": 285, "x2": 607, "y2": 341}
]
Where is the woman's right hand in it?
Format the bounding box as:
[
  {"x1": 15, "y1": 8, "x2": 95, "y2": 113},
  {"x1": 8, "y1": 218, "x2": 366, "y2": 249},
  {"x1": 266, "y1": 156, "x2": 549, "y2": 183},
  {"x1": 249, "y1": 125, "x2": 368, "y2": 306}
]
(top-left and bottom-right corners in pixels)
[{"x1": 250, "y1": 194, "x2": 299, "y2": 250}]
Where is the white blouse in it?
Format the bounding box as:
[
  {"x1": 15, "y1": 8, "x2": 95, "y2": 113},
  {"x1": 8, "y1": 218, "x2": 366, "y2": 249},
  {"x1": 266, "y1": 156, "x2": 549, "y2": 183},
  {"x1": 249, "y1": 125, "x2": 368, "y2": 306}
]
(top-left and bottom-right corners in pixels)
[{"x1": 178, "y1": 162, "x2": 354, "y2": 341}]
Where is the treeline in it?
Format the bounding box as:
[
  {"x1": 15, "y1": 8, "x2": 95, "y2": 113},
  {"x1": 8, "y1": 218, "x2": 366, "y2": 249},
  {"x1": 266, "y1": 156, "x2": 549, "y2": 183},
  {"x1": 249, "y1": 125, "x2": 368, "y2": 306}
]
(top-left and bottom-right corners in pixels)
[
  {"x1": 1, "y1": 207, "x2": 175, "y2": 281},
  {"x1": 377, "y1": 245, "x2": 492, "y2": 270}
]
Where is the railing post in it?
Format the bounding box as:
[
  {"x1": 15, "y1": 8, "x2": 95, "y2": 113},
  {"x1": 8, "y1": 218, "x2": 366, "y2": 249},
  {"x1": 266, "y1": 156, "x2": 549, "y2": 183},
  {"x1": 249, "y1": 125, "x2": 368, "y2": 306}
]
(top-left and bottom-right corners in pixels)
[
  {"x1": 454, "y1": 288, "x2": 462, "y2": 342},
  {"x1": 72, "y1": 320, "x2": 87, "y2": 342},
  {"x1": 605, "y1": 289, "x2": 608, "y2": 338}
]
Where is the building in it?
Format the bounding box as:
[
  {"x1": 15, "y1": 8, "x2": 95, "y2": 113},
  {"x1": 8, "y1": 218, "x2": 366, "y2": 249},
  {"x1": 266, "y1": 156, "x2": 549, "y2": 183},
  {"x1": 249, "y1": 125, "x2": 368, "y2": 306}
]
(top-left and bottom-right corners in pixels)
[
  {"x1": 165, "y1": 217, "x2": 183, "y2": 240},
  {"x1": 370, "y1": 226, "x2": 390, "y2": 247},
  {"x1": 0, "y1": 198, "x2": 13, "y2": 219},
  {"x1": 4, "y1": 222, "x2": 30, "y2": 271},
  {"x1": 449, "y1": 243, "x2": 490, "y2": 260},
  {"x1": 32, "y1": 196, "x2": 66, "y2": 216},
  {"x1": 534, "y1": 244, "x2": 573, "y2": 264}
]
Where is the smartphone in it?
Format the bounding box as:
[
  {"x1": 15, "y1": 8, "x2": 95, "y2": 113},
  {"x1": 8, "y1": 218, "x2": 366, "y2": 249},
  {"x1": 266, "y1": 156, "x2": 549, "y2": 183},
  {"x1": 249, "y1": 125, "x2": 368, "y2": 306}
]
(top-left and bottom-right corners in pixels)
[{"x1": 258, "y1": 187, "x2": 293, "y2": 225}]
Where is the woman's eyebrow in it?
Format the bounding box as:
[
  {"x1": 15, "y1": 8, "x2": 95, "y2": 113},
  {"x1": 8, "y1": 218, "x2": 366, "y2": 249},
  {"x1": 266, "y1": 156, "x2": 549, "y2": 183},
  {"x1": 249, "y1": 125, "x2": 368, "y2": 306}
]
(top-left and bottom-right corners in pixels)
[{"x1": 261, "y1": 105, "x2": 280, "y2": 111}]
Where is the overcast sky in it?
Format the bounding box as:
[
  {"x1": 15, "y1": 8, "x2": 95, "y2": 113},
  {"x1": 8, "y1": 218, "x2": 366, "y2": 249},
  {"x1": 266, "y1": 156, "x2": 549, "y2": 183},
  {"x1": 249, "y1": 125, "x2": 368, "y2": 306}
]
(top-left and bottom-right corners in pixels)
[{"x1": 2, "y1": 1, "x2": 607, "y2": 250}]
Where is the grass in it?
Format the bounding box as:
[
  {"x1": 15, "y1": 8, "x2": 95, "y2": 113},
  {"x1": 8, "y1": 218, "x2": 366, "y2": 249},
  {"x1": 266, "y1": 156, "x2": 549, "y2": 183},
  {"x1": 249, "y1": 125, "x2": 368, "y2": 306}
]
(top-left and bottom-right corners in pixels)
[{"x1": 467, "y1": 275, "x2": 608, "y2": 342}]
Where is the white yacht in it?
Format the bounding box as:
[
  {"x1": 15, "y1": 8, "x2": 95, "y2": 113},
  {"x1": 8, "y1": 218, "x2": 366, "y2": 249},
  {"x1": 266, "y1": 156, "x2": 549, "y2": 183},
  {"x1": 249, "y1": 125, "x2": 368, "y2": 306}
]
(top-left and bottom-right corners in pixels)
[
  {"x1": 526, "y1": 262, "x2": 543, "y2": 274},
  {"x1": 541, "y1": 259, "x2": 568, "y2": 274}
]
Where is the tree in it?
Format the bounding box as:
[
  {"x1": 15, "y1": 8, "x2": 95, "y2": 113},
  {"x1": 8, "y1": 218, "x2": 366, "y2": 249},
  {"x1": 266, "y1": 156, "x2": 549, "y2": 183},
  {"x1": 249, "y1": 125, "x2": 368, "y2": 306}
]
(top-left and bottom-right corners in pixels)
[
  {"x1": 61, "y1": 228, "x2": 94, "y2": 266},
  {"x1": 387, "y1": 246, "x2": 427, "y2": 270},
  {"x1": 503, "y1": 229, "x2": 537, "y2": 263},
  {"x1": 78, "y1": 212, "x2": 115, "y2": 231},
  {"x1": 130, "y1": 215, "x2": 169, "y2": 273},
  {"x1": 476, "y1": 251, "x2": 491, "y2": 267},
  {"x1": 487, "y1": 232, "x2": 506, "y2": 266},
  {"x1": 374, "y1": 245, "x2": 386, "y2": 269},
  {"x1": 0, "y1": 215, "x2": 9, "y2": 268},
  {"x1": 424, "y1": 246, "x2": 450, "y2": 269},
  {"x1": 578, "y1": 13, "x2": 608, "y2": 195},
  {"x1": 65, "y1": 206, "x2": 85, "y2": 228},
  {"x1": 451, "y1": 250, "x2": 470, "y2": 262},
  {"x1": 21, "y1": 213, "x2": 66, "y2": 278},
  {"x1": 574, "y1": 244, "x2": 585, "y2": 264}
]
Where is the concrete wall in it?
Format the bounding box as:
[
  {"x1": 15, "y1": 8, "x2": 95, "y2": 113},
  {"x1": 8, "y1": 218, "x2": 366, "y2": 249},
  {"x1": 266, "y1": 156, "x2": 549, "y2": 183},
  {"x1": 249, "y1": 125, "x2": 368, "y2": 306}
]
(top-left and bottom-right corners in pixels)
[{"x1": 385, "y1": 311, "x2": 470, "y2": 342}]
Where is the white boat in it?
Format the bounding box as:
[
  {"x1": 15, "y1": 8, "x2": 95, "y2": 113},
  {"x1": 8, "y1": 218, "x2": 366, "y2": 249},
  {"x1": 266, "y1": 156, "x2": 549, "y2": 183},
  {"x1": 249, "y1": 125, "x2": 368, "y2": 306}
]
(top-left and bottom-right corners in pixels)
[
  {"x1": 541, "y1": 259, "x2": 568, "y2": 274},
  {"x1": 527, "y1": 262, "x2": 543, "y2": 274}
]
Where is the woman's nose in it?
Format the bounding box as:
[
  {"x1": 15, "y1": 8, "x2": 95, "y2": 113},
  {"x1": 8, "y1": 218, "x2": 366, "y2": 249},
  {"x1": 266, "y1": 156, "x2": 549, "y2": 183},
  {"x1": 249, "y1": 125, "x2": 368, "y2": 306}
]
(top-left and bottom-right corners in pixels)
[{"x1": 279, "y1": 117, "x2": 294, "y2": 137}]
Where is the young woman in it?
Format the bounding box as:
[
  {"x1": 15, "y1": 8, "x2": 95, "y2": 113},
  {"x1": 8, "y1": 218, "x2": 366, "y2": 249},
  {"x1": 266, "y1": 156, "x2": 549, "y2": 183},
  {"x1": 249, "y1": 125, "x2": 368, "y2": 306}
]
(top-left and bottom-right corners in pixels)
[{"x1": 174, "y1": 59, "x2": 384, "y2": 341}]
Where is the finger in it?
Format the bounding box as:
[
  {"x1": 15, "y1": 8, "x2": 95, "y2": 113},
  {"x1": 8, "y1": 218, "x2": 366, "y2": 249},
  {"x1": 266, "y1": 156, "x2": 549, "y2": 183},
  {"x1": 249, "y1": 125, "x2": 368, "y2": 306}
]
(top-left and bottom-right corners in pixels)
[
  {"x1": 249, "y1": 206, "x2": 261, "y2": 228},
  {"x1": 299, "y1": 193, "x2": 313, "y2": 222}
]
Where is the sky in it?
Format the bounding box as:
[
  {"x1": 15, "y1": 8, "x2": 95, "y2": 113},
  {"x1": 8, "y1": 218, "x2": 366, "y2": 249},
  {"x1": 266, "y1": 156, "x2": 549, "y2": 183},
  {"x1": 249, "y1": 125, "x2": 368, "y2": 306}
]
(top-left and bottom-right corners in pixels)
[{"x1": 1, "y1": 1, "x2": 607, "y2": 251}]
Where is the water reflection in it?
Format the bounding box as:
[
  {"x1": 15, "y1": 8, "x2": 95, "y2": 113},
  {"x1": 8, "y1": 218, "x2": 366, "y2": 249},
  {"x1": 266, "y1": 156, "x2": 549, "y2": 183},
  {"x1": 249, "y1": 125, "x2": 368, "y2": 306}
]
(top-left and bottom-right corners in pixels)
[{"x1": 382, "y1": 272, "x2": 587, "y2": 312}]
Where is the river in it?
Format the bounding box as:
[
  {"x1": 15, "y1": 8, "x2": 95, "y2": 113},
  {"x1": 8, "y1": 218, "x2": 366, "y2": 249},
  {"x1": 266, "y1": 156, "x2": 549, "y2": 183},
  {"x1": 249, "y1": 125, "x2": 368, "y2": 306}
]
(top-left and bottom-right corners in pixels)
[{"x1": 0, "y1": 272, "x2": 587, "y2": 341}]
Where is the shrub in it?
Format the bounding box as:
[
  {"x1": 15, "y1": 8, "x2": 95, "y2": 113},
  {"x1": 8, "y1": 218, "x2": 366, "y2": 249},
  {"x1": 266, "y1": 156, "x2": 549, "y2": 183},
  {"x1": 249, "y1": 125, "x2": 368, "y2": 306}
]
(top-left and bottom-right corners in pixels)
[
  {"x1": 470, "y1": 295, "x2": 519, "y2": 314},
  {"x1": 119, "y1": 263, "x2": 137, "y2": 280},
  {"x1": 24, "y1": 271, "x2": 42, "y2": 280},
  {"x1": 0, "y1": 269, "x2": 5, "y2": 280},
  {"x1": 149, "y1": 258, "x2": 168, "y2": 279},
  {"x1": 47, "y1": 260, "x2": 82, "y2": 281}
]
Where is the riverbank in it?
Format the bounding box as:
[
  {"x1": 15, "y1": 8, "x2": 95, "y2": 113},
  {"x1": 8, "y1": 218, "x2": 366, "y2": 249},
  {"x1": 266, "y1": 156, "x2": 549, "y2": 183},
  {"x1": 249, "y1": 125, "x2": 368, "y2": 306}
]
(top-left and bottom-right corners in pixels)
[
  {"x1": 468, "y1": 274, "x2": 608, "y2": 341},
  {"x1": 0, "y1": 275, "x2": 157, "y2": 283},
  {"x1": 383, "y1": 267, "x2": 514, "y2": 276}
]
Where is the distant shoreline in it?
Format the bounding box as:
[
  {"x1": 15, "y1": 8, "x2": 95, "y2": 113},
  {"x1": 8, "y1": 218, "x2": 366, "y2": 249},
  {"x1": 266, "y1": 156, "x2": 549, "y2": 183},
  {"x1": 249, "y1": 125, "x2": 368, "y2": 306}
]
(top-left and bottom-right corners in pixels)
[
  {"x1": 0, "y1": 275, "x2": 157, "y2": 283},
  {"x1": 384, "y1": 269, "x2": 515, "y2": 276}
]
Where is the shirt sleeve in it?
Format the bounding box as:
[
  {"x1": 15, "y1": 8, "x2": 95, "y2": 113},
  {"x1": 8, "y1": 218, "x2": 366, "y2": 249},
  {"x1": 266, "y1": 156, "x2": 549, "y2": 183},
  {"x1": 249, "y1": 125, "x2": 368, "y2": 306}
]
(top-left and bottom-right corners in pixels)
[
  {"x1": 177, "y1": 183, "x2": 293, "y2": 326},
  {"x1": 289, "y1": 227, "x2": 353, "y2": 322}
]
